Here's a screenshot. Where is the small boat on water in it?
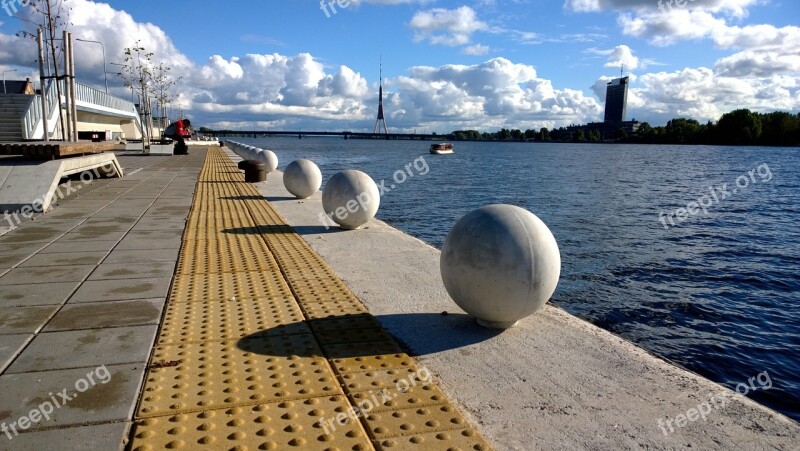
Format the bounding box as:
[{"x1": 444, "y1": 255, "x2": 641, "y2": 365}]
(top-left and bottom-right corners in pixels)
[{"x1": 430, "y1": 143, "x2": 454, "y2": 155}]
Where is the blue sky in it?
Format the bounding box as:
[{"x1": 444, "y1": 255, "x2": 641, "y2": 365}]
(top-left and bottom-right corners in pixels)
[{"x1": 1, "y1": 0, "x2": 798, "y2": 131}]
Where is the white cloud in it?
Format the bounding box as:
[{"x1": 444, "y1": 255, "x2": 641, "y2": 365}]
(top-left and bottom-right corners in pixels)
[
  {"x1": 409, "y1": 6, "x2": 488, "y2": 46},
  {"x1": 462, "y1": 44, "x2": 490, "y2": 55}
]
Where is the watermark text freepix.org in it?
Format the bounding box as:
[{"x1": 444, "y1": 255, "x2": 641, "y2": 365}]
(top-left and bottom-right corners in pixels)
[
  {"x1": 2, "y1": 365, "x2": 112, "y2": 440},
  {"x1": 2, "y1": 0, "x2": 30, "y2": 17},
  {"x1": 317, "y1": 366, "x2": 432, "y2": 434},
  {"x1": 656, "y1": 370, "x2": 772, "y2": 436},
  {"x1": 319, "y1": 0, "x2": 352, "y2": 18},
  {"x1": 2, "y1": 162, "x2": 119, "y2": 230},
  {"x1": 657, "y1": 0, "x2": 697, "y2": 15},
  {"x1": 318, "y1": 155, "x2": 429, "y2": 229},
  {"x1": 659, "y1": 163, "x2": 772, "y2": 230}
]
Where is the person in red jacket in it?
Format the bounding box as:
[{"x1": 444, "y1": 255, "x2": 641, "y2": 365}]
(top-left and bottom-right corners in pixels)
[{"x1": 165, "y1": 118, "x2": 191, "y2": 154}]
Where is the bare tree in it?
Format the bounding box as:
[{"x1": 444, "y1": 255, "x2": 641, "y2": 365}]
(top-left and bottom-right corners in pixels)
[
  {"x1": 150, "y1": 63, "x2": 181, "y2": 139},
  {"x1": 117, "y1": 41, "x2": 154, "y2": 145},
  {"x1": 16, "y1": 0, "x2": 72, "y2": 139}
]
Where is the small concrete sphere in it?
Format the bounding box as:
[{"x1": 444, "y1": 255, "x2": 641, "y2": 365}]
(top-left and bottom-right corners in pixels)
[
  {"x1": 440, "y1": 204, "x2": 561, "y2": 329},
  {"x1": 322, "y1": 170, "x2": 380, "y2": 229},
  {"x1": 254, "y1": 149, "x2": 279, "y2": 173},
  {"x1": 283, "y1": 159, "x2": 322, "y2": 199}
]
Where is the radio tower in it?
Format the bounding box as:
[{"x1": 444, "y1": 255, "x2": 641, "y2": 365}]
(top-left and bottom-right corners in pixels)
[{"x1": 373, "y1": 56, "x2": 388, "y2": 134}]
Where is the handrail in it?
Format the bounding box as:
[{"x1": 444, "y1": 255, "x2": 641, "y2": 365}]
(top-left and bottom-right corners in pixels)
[{"x1": 21, "y1": 79, "x2": 141, "y2": 139}]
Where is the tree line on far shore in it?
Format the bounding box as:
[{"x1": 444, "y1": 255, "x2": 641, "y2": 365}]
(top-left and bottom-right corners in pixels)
[{"x1": 445, "y1": 110, "x2": 800, "y2": 146}]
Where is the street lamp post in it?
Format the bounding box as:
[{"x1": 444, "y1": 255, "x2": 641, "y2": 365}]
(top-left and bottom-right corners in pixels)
[
  {"x1": 75, "y1": 38, "x2": 108, "y2": 93},
  {"x1": 2, "y1": 69, "x2": 19, "y2": 94}
]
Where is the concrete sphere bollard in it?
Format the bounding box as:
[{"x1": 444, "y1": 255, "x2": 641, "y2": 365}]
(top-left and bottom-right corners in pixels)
[
  {"x1": 440, "y1": 204, "x2": 561, "y2": 329},
  {"x1": 322, "y1": 170, "x2": 380, "y2": 229},
  {"x1": 254, "y1": 149, "x2": 279, "y2": 173},
  {"x1": 283, "y1": 159, "x2": 322, "y2": 199}
]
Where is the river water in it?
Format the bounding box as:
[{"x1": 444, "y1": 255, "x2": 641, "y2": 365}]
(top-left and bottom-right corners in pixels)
[{"x1": 241, "y1": 137, "x2": 800, "y2": 421}]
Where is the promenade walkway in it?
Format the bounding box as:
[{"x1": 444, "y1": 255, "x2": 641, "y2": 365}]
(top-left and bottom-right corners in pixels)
[{"x1": 0, "y1": 147, "x2": 489, "y2": 450}]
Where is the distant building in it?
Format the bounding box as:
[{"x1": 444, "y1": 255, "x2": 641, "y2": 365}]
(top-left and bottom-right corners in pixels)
[
  {"x1": 2, "y1": 78, "x2": 35, "y2": 95},
  {"x1": 604, "y1": 76, "x2": 629, "y2": 123}
]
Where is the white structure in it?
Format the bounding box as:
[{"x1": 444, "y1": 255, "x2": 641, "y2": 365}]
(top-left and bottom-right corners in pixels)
[
  {"x1": 0, "y1": 80, "x2": 142, "y2": 142},
  {"x1": 440, "y1": 204, "x2": 561, "y2": 329},
  {"x1": 283, "y1": 159, "x2": 322, "y2": 199},
  {"x1": 322, "y1": 170, "x2": 380, "y2": 229},
  {"x1": 255, "y1": 149, "x2": 279, "y2": 173}
]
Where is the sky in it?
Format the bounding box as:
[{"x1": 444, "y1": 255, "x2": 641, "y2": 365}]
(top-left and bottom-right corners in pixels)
[{"x1": 0, "y1": 0, "x2": 798, "y2": 132}]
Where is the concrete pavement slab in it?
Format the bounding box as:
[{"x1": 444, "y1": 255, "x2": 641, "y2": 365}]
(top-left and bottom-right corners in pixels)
[
  {"x1": 0, "y1": 265, "x2": 96, "y2": 285},
  {"x1": 68, "y1": 277, "x2": 172, "y2": 303},
  {"x1": 88, "y1": 262, "x2": 176, "y2": 281},
  {"x1": 113, "y1": 237, "x2": 181, "y2": 251},
  {"x1": 44, "y1": 299, "x2": 164, "y2": 332},
  {"x1": 38, "y1": 240, "x2": 118, "y2": 254},
  {"x1": 0, "y1": 282, "x2": 80, "y2": 307},
  {"x1": 4, "y1": 422, "x2": 130, "y2": 451},
  {"x1": 19, "y1": 252, "x2": 108, "y2": 268},
  {"x1": 102, "y1": 249, "x2": 180, "y2": 265},
  {"x1": 0, "y1": 334, "x2": 30, "y2": 372},
  {"x1": 6, "y1": 325, "x2": 158, "y2": 373},
  {"x1": 0, "y1": 364, "x2": 144, "y2": 432},
  {"x1": 0, "y1": 305, "x2": 59, "y2": 335}
]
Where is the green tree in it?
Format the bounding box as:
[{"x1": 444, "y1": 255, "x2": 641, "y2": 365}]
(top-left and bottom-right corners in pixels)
[
  {"x1": 539, "y1": 127, "x2": 550, "y2": 141},
  {"x1": 715, "y1": 109, "x2": 762, "y2": 144}
]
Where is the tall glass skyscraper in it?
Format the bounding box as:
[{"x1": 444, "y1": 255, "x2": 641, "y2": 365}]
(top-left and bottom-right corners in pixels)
[{"x1": 604, "y1": 76, "x2": 629, "y2": 123}]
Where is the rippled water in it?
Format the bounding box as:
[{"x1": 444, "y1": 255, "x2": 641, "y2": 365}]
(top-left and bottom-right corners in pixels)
[{"x1": 241, "y1": 137, "x2": 800, "y2": 421}]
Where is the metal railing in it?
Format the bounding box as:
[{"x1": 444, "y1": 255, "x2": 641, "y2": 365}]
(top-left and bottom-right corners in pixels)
[
  {"x1": 21, "y1": 79, "x2": 140, "y2": 140},
  {"x1": 21, "y1": 79, "x2": 59, "y2": 140}
]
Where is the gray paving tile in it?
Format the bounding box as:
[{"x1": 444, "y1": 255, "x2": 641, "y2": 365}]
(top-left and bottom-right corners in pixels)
[
  {"x1": 5, "y1": 422, "x2": 129, "y2": 451},
  {"x1": 0, "y1": 333, "x2": 30, "y2": 371},
  {"x1": 39, "y1": 240, "x2": 118, "y2": 254},
  {"x1": 68, "y1": 277, "x2": 172, "y2": 303},
  {"x1": 0, "y1": 282, "x2": 79, "y2": 307},
  {"x1": 88, "y1": 262, "x2": 175, "y2": 281},
  {"x1": 0, "y1": 305, "x2": 59, "y2": 335},
  {"x1": 19, "y1": 252, "x2": 108, "y2": 268},
  {"x1": 102, "y1": 249, "x2": 180, "y2": 264},
  {"x1": 0, "y1": 251, "x2": 36, "y2": 268},
  {"x1": 44, "y1": 299, "x2": 164, "y2": 332},
  {"x1": 60, "y1": 230, "x2": 128, "y2": 242},
  {"x1": 0, "y1": 265, "x2": 96, "y2": 285},
  {"x1": 125, "y1": 229, "x2": 184, "y2": 240},
  {"x1": 130, "y1": 221, "x2": 186, "y2": 232},
  {"x1": 0, "y1": 233, "x2": 58, "y2": 244},
  {"x1": 114, "y1": 237, "x2": 181, "y2": 251},
  {"x1": 6, "y1": 325, "x2": 157, "y2": 373},
  {"x1": 0, "y1": 243, "x2": 47, "y2": 255},
  {"x1": 0, "y1": 364, "x2": 144, "y2": 431}
]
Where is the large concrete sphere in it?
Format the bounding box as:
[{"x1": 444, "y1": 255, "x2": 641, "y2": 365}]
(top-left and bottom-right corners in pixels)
[
  {"x1": 440, "y1": 204, "x2": 561, "y2": 329},
  {"x1": 283, "y1": 159, "x2": 322, "y2": 199},
  {"x1": 322, "y1": 170, "x2": 380, "y2": 229},
  {"x1": 254, "y1": 149, "x2": 279, "y2": 173}
]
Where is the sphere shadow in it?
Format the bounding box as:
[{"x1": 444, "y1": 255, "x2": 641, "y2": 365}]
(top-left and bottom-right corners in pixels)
[{"x1": 236, "y1": 312, "x2": 503, "y2": 358}]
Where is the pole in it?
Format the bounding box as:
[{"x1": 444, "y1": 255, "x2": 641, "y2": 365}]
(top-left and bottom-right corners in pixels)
[
  {"x1": 2, "y1": 69, "x2": 17, "y2": 94},
  {"x1": 46, "y1": 1, "x2": 65, "y2": 140},
  {"x1": 63, "y1": 31, "x2": 73, "y2": 142},
  {"x1": 68, "y1": 32, "x2": 78, "y2": 142},
  {"x1": 75, "y1": 38, "x2": 108, "y2": 93},
  {"x1": 37, "y1": 28, "x2": 49, "y2": 142}
]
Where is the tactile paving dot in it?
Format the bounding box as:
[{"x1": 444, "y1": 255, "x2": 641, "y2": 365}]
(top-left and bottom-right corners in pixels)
[
  {"x1": 332, "y1": 354, "x2": 416, "y2": 374},
  {"x1": 341, "y1": 367, "x2": 426, "y2": 394},
  {"x1": 350, "y1": 382, "x2": 452, "y2": 413},
  {"x1": 374, "y1": 428, "x2": 492, "y2": 450},
  {"x1": 321, "y1": 340, "x2": 405, "y2": 360},
  {"x1": 169, "y1": 271, "x2": 293, "y2": 302},
  {"x1": 363, "y1": 404, "x2": 473, "y2": 441},
  {"x1": 158, "y1": 297, "x2": 308, "y2": 344},
  {"x1": 138, "y1": 336, "x2": 338, "y2": 418},
  {"x1": 131, "y1": 397, "x2": 373, "y2": 450}
]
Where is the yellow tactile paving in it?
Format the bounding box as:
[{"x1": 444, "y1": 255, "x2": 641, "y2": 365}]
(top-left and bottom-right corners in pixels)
[{"x1": 129, "y1": 147, "x2": 492, "y2": 450}]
